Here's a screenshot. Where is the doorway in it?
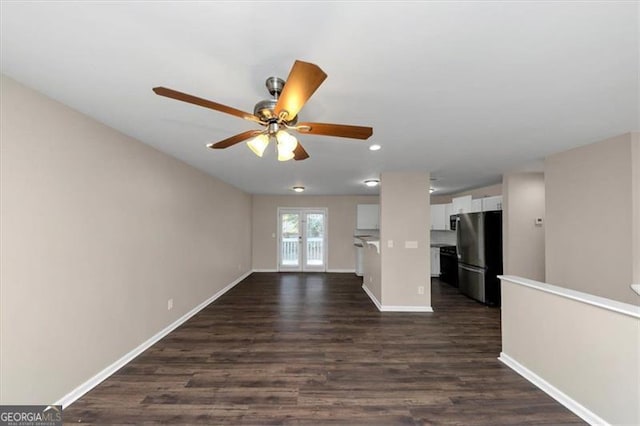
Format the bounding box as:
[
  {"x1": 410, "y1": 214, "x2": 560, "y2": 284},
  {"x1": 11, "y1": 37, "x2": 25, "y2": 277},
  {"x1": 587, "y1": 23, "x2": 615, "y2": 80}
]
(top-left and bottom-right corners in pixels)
[{"x1": 278, "y1": 208, "x2": 327, "y2": 272}]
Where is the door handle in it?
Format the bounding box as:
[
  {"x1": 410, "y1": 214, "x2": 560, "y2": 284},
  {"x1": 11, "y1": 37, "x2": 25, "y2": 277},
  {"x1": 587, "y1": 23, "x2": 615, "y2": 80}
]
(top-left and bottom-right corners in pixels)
[{"x1": 458, "y1": 264, "x2": 485, "y2": 273}]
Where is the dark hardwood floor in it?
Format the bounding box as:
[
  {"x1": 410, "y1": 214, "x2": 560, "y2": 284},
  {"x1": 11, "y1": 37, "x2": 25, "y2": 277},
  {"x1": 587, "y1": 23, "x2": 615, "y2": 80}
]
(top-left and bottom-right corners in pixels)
[{"x1": 63, "y1": 273, "x2": 583, "y2": 425}]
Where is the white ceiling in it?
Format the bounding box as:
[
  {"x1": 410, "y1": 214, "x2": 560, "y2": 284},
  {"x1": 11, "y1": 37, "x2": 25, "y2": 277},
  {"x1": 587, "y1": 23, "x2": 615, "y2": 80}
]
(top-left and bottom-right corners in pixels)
[{"x1": 1, "y1": 2, "x2": 638, "y2": 195}]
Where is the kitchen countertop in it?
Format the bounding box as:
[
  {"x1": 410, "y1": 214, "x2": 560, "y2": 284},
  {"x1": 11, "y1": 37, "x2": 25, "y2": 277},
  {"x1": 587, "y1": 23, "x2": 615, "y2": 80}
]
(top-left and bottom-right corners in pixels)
[
  {"x1": 354, "y1": 235, "x2": 380, "y2": 253},
  {"x1": 356, "y1": 235, "x2": 379, "y2": 242}
]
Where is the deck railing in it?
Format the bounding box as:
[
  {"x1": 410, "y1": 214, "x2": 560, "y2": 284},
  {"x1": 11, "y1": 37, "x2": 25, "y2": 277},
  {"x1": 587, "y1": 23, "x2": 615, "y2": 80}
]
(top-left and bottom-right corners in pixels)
[{"x1": 282, "y1": 237, "x2": 323, "y2": 266}]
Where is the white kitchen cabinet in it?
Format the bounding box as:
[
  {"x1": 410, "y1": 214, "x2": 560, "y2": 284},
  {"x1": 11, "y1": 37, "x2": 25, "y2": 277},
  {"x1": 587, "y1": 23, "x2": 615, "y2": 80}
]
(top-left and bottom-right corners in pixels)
[
  {"x1": 452, "y1": 195, "x2": 472, "y2": 214},
  {"x1": 444, "y1": 203, "x2": 453, "y2": 230},
  {"x1": 482, "y1": 195, "x2": 503, "y2": 211},
  {"x1": 470, "y1": 199, "x2": 482, "y2": 213},
  {"x1": 430, "y1": 247, "x2": 441, "y2": 277},
  {"x1": 357, "y1": 204, "x2": 380, "y2": 229},
  {"x1": 430, "y1": 204, "x2": 447, "y2": 230}
]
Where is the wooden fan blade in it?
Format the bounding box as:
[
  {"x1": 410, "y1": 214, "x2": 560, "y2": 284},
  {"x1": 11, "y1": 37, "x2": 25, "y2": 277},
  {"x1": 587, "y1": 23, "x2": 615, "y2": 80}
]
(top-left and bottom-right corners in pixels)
[
  {"x1": 274, "y1": 60, "x2": 327, "y2": 121},
  {"x1": 207, "y1": 130, "x2": 263, "y2": 149},
  {"x1": 296, "y1": 122, "x2": 373, "y2": 140},
  {"x1": 293, "y1": 143, "x2": 310, "y2": 161},
  {"x1": 153, "y1": 87, "x2": 262, "y2": 123}
]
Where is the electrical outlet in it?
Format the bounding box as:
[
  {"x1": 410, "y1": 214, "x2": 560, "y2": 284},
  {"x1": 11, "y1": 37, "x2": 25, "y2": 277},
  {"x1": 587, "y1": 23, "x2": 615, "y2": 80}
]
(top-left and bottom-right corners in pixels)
[
  {"x1": 418, "y1": 286, "x2": 424, "y2": 295},
  {"x1": 369, "y1": 276, "x2": 373, "y2": 283},
  {"x1": 237, "y1": 263, "x2": 242, "y2": 271},
  {"x1": 387, "y1": 240, "x2": 394, "y2": 248},
  {"x1": 167, "y1": 298, "x2": 173, "y2": 311}
]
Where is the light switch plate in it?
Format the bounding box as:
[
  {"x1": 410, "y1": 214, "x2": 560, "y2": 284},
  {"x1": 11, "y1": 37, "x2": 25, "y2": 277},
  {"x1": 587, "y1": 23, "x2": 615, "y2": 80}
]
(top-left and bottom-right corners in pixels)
[
  {"x1": 387, "y1": 240, "x2": 394, "y2": 248},
  {"x1": 405, "y1": 241, "x2": 418, "y2": 249}
]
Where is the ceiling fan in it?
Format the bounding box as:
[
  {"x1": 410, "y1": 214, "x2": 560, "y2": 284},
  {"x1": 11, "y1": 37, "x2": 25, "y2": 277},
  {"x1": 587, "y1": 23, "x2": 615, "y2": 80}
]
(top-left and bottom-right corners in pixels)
[{"x1": 152, "y1": 60, "x2": 373, "y2": 161}]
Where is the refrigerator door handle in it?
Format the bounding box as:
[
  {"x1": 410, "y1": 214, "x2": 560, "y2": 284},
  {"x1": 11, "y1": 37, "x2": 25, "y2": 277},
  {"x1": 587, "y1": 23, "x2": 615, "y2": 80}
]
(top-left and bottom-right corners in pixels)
[{"x1": 458, "y1": 263, "x2": 485, "y2": 273}]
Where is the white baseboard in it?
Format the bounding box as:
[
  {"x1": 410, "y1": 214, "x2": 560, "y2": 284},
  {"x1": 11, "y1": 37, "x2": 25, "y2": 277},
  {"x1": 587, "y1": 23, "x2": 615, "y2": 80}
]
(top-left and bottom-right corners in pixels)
[
  {"x1": 252, "y1": 269, "x2": 355, "y2": 274},
  {"x1": 55, "y1": 270, "x2": 252, "y2": 409},
  {"x1": 361, "y1": 284, "x2": 433, "y2": 312},
  {"x1": 362, "y1": 284, "x2": 382, "y2": 310},
  {"x1": 381, "y1": 305, "x2": 434, "y2": 312},
  {"x1": 498, "y1": 352, "x2": 608, "y2": 426}
]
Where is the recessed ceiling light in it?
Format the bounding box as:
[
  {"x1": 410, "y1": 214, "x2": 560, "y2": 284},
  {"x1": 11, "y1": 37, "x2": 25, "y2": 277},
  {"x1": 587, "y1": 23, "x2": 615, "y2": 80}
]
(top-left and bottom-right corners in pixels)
[
  {"x1": 369, "y1": 144, "x2": 381, "y2": 151},
  {"x1": 292, "y1": 186, "x2": 305, "y2": 193},
  {"x1": 364, "y1": 179, "x2": 380, "y2": 187}
]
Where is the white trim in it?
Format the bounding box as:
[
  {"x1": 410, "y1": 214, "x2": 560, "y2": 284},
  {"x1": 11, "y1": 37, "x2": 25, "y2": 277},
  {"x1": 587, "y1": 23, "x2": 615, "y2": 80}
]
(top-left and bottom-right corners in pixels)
[
  {"x1": 498, "y1": 352, "x2": 609, "y2": 426},
  {"x1": 499, "y1": 275, "x2": 640, "y2": 319},
  {"x1": 380, "y1": 305, "x2": 434, "y2": 312},
  {"x1": 631, "y1": 284, "x2": 640, "y2": 296},
  {"x1": 55, "y1": 270, "x2": 252, "y2": 409},
  {"x1": 252, "y1": 269, "x2": 356, "y2": 274},
  {"x1": 361, "y1": 284, "x2": 433, "y2": 312},
  {"x1": 362, "y1": 284, "x2": 382, "y2": 310}
]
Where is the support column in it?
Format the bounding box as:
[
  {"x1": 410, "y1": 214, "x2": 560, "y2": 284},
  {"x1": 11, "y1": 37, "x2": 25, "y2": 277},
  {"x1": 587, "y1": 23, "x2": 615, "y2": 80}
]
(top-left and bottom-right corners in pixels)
[{"x1": 379, "y1": 171, "x2": 431, "y2": 311}]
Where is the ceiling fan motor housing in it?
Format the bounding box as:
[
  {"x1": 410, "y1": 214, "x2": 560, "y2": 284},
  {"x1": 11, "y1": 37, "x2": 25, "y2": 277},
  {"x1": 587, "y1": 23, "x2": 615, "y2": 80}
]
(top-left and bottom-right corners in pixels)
[
  {"x1": 254, "y1": 77, "x2": 297, "y2": 124},
  {"x1": 253, "y1": 99, "x2": 278, "y2": 121}
]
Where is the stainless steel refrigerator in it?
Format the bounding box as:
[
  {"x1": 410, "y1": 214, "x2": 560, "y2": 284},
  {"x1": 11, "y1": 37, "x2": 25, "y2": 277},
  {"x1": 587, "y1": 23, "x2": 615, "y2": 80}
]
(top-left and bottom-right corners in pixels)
[{"x1": 454, "y1": 211, "x2": 503, "y2": 306}]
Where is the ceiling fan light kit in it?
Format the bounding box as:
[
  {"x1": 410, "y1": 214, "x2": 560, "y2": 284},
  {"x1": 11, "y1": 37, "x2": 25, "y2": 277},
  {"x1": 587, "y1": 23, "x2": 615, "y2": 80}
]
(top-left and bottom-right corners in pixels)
[
  {"x1": 153, "y1": 60, "x2": 373, "y2": 162},
  {"x1": 246, "y1": 133, "x2": 270, "y2": 157}
]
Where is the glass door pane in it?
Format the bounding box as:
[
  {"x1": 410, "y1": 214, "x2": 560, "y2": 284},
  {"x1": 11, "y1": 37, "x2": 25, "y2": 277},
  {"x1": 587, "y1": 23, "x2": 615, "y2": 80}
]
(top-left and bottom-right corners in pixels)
[
  {"x1": 303, "y1": 211, "x2": 325, "y2": 271},
  {"x1": 279, "y1": 211, "x2": 301, "y2": 270}
]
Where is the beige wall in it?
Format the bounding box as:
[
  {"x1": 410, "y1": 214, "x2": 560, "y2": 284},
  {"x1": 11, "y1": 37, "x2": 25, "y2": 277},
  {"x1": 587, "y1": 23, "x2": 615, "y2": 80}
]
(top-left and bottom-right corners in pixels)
[
  {"x1": 251, "y1": 195, "x2": 378, "y2": 271},
  {"x1": 545, "y1": 133, "x2": 637, "y2": 305},
  {"x1": 363, "y1": 244, "x2": 381, "y2": 304},
  {"x1": 501, "y1": 278, "x2": 639, "y2": 425},
  {"x1": 431, "y1": 183, "x2": 502, "y2": 205},
  {"x1": 502, "y1": 172, "x2": 545, "y2": 281},
  {"x1": 0, "y1": 75, "x2": 252, "y2": 404},
  {"x1": 380, "y1": 172, "x2": 431, "y2": 307}
]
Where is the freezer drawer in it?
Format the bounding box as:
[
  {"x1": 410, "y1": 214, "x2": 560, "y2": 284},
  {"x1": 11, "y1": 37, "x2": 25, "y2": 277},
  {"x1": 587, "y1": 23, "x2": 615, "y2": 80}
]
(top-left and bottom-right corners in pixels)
[{"x1": 458, "y1": 263, "x2": 486, "y2": 304}]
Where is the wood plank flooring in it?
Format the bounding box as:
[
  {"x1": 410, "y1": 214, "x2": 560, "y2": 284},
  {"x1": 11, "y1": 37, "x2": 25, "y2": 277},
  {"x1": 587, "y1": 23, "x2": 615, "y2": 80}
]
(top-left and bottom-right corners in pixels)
[{"x1": 63, "y1": 273, "x2": 583, "y2": 425}]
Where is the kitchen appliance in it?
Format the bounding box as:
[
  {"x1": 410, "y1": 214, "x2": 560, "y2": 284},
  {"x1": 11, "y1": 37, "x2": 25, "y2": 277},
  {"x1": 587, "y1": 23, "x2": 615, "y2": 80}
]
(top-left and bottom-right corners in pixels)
[
  {"x1": 439, "y1": 245, "x2": 458, "y2": 287},
  {"x1": 449, "y1": 214, "x2": 458, "y2": 230},
  {"x1": 456, "y1": 211, "x2": 502, "y2": 305},
  {"x1": 354, "y1": 238, "x2": 364, "y2": 277},
  {"x1": 354, "y1": 231, "x2": 376, "y2": 278}
]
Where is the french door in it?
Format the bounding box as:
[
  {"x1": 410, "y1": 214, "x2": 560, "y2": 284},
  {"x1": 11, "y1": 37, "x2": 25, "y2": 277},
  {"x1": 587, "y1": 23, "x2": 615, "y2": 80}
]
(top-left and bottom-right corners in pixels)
[{"x1": 278, "y1": 208, "x2": 327, "y2": 272}]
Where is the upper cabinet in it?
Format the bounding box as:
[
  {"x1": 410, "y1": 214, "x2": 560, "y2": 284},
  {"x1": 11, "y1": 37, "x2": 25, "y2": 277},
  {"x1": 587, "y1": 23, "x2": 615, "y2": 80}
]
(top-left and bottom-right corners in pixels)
[
  {"x1": 481, "y1": 195, "x2": 503, "y2": 211},
  {"x1": 432, "y1": 195, "x2": 503, "y2": 230},
  {"x1": 444, "y1": 203, "x2": 453, "y2": 228},
  {"x1": 357, "y1": 204, "x2": 380, "y2": 229},
  {"x1": 451, "y1": 195, "x2": 473, "y2": 214},
  {"x1": 430, "y1": 204, "x2": 448, "y2": 230}
]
